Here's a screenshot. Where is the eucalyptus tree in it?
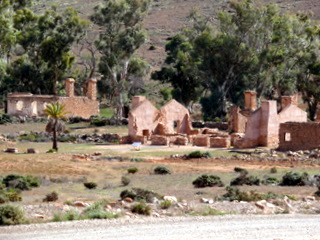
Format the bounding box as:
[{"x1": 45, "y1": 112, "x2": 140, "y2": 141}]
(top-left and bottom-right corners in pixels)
[{"x1": 90, "y1": 0, "x2": 151, "y2": 120}]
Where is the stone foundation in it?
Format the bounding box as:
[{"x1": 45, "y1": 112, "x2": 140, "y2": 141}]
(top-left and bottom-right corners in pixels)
[
  {"x1": 192, "y1": 135, "x2": 210, "y2": 147},
  {"x1": 151, "y1": 135, "x2": 169, "y2": 145},
  {"x1": 210, "y1": 137, "x2": 230, "y2": 148}
]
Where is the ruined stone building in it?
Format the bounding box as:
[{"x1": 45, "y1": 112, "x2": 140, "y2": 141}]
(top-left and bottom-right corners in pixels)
[
  {"x1": 7, "y1": 78, "x2": 99, "y2": 118},
  {"x1": 125, "y1": 96, "x2": 230, "y2": 148},
  {"x1": 229, "y1": 91, "x2": 307, "y2": 149}
]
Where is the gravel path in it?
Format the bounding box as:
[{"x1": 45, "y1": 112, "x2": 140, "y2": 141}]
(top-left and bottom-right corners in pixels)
[{"x1": 1, "y1": 215, "x2": 320, "y2": 240}]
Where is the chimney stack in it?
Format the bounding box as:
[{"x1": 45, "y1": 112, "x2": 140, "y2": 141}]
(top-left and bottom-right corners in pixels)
[
  {"x1": 65, "y1": 78, "x2": 75, "y2": 97},
  {"x1": 87, "y1": 78, "x2": 97, "y2": 100},
  {"x1": 244, "y1": 91, "x2": 257, "y2": 111}
]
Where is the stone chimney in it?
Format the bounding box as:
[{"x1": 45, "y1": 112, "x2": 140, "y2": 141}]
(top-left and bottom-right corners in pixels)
[
  {"x1": 131, "y1": 96, "x2": 146, "y2": 109},
  {"x1": 65, "y1": 78, "x2": 75, "y2": 97},
  {"x1": 87, "y1": 78, "x2": 97, "y2": 100},
  {"x1": 281, "y1": 95, "x2": 297, "y2": 109},
  {"x1": 244, "y1": 91, "x2": 257, "y2": 111}
]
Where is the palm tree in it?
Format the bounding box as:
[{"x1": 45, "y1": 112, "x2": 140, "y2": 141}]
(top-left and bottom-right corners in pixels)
[{"x1": 44, "y1": 102, "x2": 68, "y2": 151}]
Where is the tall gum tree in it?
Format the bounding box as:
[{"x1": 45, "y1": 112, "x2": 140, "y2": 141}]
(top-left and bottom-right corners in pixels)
[{"x1": 90, "y1": 0, "x2": 151, "y2": 120}]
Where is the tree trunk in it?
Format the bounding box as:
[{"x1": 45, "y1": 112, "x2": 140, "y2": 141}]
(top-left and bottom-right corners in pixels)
[
  {"x1": 308, "y1": 100, "x2": 318, "y2": 121},
  {"x1": 52, "y1": 119, "x2": 58, "y2": 151}
]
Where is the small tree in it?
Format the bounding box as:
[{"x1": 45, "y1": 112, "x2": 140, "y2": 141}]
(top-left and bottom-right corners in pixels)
[{"x1": 44, "y1": 102, "x2": 68, "y2": 151}]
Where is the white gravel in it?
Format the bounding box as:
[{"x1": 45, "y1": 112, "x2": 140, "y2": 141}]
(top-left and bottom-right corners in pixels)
[{"x1": 1, "y1": 215, "x2": 320, "y2": 240}]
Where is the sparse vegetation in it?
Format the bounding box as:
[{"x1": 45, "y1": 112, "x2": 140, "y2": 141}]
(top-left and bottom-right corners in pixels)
[
  {"x1": 220, "y1": 187, "x2": 281, "y2": 202},
  {"x1": 270, "y1": 167, "x2": 278, "y2": 174}
]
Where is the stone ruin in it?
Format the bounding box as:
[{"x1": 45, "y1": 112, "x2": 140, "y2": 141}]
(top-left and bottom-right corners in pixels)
[
  {"x1": 123, "y1": 96, "x2": 231, "y2": 148},
  {"x1": 7, "y1": 78, "x2": 99, "y2": 119},
  {"x1": 228, "y1": 91, "x2": 307, "y2": 149}
]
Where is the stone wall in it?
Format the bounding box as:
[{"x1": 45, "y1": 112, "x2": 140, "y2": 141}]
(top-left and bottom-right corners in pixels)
[
  {"x1": 192, "y1": 135, "x2": 210, "y2": 147},
  {"x1": 210, "y1": 137, "x2": 230, "y2": 148},
  {"x1": 278, "y1": 122, "x2": 320, "y2": 151}
]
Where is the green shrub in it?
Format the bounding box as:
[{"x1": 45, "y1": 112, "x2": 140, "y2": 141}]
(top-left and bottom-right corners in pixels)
[
  {"x1": 220, "y1": 186, "x2": 281, "y2": 202},
  {"x1": 193, "y1": 174, "x2": 224, "y2": 188},
  {"x1": 43, "y1": 191, "x2": 58, "y2": 202},
  {"x1": 230, "y1": 167, "x2": 260, "y2": 186},
  {"x1": 280, "y1": 172, "x2": 309, "y2": 186},
  {"x1": 149, "y1": 45, "x2": 156, "y2": 50},
  {"x1": 4, "y1": 189, "x2": 22, "y2": 202},
  {"x1": 131, "y1": 203, "x2": 151, "y2": 215},
  {"x1": 160, "y1": 200, "x2": 172, "y2": 209},
  {"x1": 46, "y1": 148, "x2": 57, "y2": 153},
  {"x1": 58, "y1": 135, "x2": 77, "y2": 142},
  {"x1": 154, "y1": 166, "x2": 171, "y2": 175},
  {"x1": 188, "y1": 151, "x2": 203, "y2": 158},
  {"x1": 262, "y1": 177, "x2": 280, "y2": 185},
  {"x1": 2, "y1": 174, "x2": 39, "y2": 191},
  {"x1": 130, "y1": 158, "x2": 144, "y2": 162},
  {"x1": 270, "y1": 167, "x2": 277, "y2": 174},
  {"x1": 0, "y1": 204, "x2": 26, "y2": 225},
  {"x1": 188, "y1": 151, "x2": 211, "y2": 159},
  {"x1": 120, "y1": 188, "x2": 163, "y2": 203},
  {"x1": 0, "y1": 114, "x2": 13, "y2": 125},
  {"x1": 90, "y1": 118, "x2": 108, "y2": 126},
  {"x1": 53, "y1": 210, "x2": 82, "y2": 222},
  {"x1": 84, "y1": 182, "x2": 97, "y2": 189},
  {"x1": 127, "y1": 167, "x2": 138, "y2": 174},
  {"x1": 121, "y1": 176, "x2": 131, "y2": 186}
]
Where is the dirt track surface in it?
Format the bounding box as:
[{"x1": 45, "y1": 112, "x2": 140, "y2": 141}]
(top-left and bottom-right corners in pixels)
[{"x1": 1, "y1": 215, "x2": 320, "y2": 240}]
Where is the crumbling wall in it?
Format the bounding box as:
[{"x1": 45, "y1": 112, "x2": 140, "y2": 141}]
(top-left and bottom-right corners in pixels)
[
  {"x1": 228, "y1": 106, "x2": 247, "y2": 133},
  {"x1": 278, "y1": 122, "x2": 320, "y2": 151},
  {"x1": 58, "y1": 97, "x2": 99, "y2": 118},
  {"x1": 7, "y1": 79, "x2": 99, "y2": 118}
]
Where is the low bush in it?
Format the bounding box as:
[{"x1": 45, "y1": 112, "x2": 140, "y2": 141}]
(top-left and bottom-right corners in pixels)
[
  {"x1": 0, "y1": 114, "x2": 13, "y2": 125},
  {"x1": 270, "y1": 167, "x2": 277, "y2": 174},
  {"x1": 230, "y1": 167, "x2": 260, "y2": 186},
  {"x1": 160, "y1": 200, "x2": 172, "y2": 209},
  {"x1": 220, "y1": 187, "x2": 280, "y2": 202},
  {"x1": 154, "y1": 166, "x2": 171, "y2": 175},
  {"x1": 131, "y1": 203, "x2": 151, "y2": 216},
  {"x1": 53, "y1": 210, "x2": 82, "y2": 222},
  {"x1": 43, "y1": 191, "x2": 58, "y2": 202},
  {"x1": 120, "y1": 188, "x2": 163, "y2": 203},
  {"x1": 149, "y1": 45, "x2": 156, "y2": 50},
  {"x1": 90, "y1": 117, "x2": 108, "y2": 127},
  {"x1": 0, "y1": 204, "x2": 26, "y2": 225},
  {"x1": 127, "y1": 167, "x2": 138, "y2": 174},
  {"x1": 121, "y1": 176, "x2": 131, "y2": 186},
  {"x1": 188, "y1": 151, "x2": 212, "y2": 159},
  {"x1": 83, "y1": 201, "x2": 119, "y2": 219},
  {"x1": 261, "y1": 177, "x2": 280, "y2": 185},
  {"x1": 3, "y1": 189, "x2": 22, "y2": 202},
  {"x1": 83, "y1": 182, "x2": 97, "y2": 189},
  {"x1": 2, "y1": 174, "x2": 40, "y2": 191},
  {"x1": 280, "y1": 172, "x2": 309, "y2": 186},
  {"x1": 192, "y1": 174, "x2": 224, "y2": 188},
  {"x1": 130, "y1": 158, "x2": 144, "y2": 162}
]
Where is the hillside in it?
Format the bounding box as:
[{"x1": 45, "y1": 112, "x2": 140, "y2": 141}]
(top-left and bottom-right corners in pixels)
[{"x1": 33, "y1": 0, "x2": 320, "y2": 71}]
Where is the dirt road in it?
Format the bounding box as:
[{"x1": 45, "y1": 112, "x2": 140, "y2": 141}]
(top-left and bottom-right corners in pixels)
[{"x1": 1, "y1": 215, "x2": 320, "y2": 240}]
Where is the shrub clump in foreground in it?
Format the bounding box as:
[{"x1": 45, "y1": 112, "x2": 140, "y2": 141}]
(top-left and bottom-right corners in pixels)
[
  {"x1": 131, "y1": 203, "x2": 151, "y2": 215},
  {"x1": 193, "y1": 174, "x2": 224, "y2": 188},
  {"x1": 43, "y1": 191, "x2": 59, "y2": 202},
  {"x1": 220, "y1": 186, "x2": 282, "y2": 202},
  {"x1": 154, "y1": 166, "x2": 171, "y2": 175},
  {"x1": 230, "y1": 167, "x2": 260, "y2": 186},
  {"x1": 0, "y1": 204, "x2": 27, "y2": 225}
]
